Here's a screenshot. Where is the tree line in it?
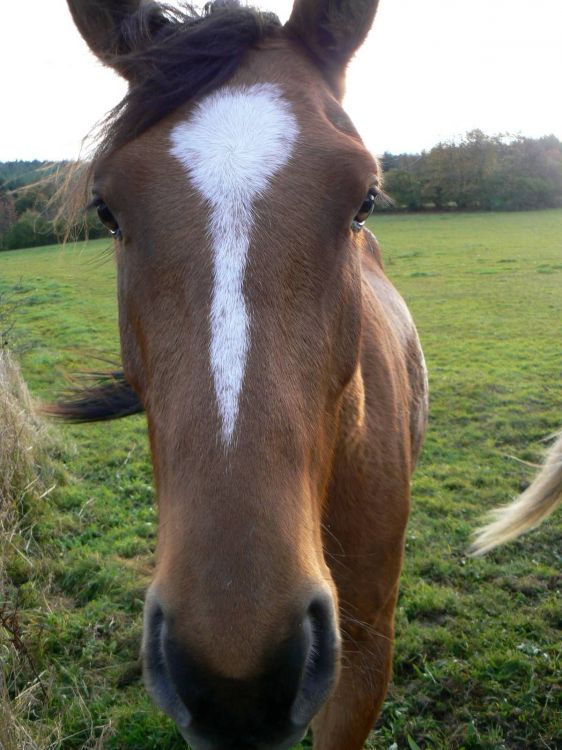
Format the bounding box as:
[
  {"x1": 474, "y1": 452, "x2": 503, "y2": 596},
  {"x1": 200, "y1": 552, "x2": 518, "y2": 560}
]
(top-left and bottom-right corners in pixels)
[
  {"x1": 1, "y1": 130, "x2": 562, "y2": 250},
  {"x1": 381, "y1": 131, "x2": 562, "y2": 211}
]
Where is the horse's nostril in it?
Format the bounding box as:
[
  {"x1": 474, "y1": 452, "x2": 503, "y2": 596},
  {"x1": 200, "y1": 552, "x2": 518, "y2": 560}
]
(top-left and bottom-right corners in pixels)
[
  {"x1": 290, "y1": 593, "x2": 340, "y2": 728},
  {"x1": 142, "y1": 591, "x2": 192, "y2": 733}
]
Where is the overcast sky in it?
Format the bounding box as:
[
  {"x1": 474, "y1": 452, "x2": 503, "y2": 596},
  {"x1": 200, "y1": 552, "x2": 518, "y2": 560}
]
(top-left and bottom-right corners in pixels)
[{"x1": 2, "y1": 0, "x2": 561, "y2": 161}]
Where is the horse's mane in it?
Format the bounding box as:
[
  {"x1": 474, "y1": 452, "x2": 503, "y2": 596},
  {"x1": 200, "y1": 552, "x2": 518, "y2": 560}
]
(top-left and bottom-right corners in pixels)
[{"x1": 42, "y1": 370, "x2": 144, "y2": 422}]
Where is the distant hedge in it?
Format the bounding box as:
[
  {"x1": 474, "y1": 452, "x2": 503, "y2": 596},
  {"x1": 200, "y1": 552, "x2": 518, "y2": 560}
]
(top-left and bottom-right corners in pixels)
[{"x1": 380, "y1": 131, "x2": 562, "y2": 212}]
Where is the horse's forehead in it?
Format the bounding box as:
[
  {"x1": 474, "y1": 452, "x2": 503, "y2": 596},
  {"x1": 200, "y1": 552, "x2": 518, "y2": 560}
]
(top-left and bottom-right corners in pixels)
[{"x1": 169, "y1": 83, "x2": 300, "y2": 201}]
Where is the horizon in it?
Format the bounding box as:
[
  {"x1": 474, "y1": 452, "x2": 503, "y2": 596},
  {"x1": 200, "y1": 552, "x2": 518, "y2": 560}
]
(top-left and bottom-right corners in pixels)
[
  {"x1": 2, "y1": 128, "x2": 561, "y2": 166},
  {"x1": 1, "y1": 0, "x2": 561, "y2": 161}
]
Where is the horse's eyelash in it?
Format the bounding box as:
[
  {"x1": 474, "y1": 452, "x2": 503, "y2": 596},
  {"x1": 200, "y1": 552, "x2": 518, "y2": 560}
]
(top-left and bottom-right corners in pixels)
[{"x1": 374, "y1": 189, "x2": 394, "y2": 209}]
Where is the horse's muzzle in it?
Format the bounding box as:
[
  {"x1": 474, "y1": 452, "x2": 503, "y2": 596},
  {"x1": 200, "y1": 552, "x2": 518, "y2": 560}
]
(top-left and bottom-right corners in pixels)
[{"x1": 142, "y1": 588, "x2": 340, "y2": 749}]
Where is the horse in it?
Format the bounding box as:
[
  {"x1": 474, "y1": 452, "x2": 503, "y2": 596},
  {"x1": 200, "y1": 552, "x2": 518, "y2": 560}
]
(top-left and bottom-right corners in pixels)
[{"x1": 50, "y1": 1, "x2": 558, "y2": 748}]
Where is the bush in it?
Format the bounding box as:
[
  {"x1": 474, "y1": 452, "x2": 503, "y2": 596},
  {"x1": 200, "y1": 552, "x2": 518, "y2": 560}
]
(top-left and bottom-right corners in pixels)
[{"x1": 2, "y1": 210, "x2": 58, "y2": 251}]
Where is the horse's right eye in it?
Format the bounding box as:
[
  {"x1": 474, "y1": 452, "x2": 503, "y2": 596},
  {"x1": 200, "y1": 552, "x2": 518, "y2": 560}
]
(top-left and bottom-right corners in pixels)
[
  {"x1": 352, "y1": 188, "x2": 378, "y2": 231},
  {"x1": 94, "y1": 199, "x2": 122, "y2": 239}
]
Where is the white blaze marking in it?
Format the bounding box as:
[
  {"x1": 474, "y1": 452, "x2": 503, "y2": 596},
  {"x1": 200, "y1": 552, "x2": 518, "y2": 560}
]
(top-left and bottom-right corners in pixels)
[{"x1": 170, "y1": 85, "x2": 299, "y2": 445}]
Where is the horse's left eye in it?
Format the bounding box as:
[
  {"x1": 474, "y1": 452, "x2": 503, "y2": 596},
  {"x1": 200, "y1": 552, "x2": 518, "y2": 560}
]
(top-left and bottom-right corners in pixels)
[
  {"x1": 352, "y1": 189, "x2": 377, "y2": 230},
  {"x1": 94, "y1": 199, "x2": 122, "y2": 239}
]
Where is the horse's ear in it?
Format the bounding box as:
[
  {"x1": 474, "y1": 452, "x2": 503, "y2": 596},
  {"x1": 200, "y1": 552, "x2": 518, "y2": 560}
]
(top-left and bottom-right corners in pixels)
[
  {"x1": 285, "y1": 0, "x2": 379, "y2": 93},
  {"x1": 66, "y1": 0, "x2": 169, "y2": 79}
]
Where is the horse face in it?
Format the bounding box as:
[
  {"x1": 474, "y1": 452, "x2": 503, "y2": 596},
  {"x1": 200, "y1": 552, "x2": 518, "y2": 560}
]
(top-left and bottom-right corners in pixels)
[{"x1": 68, "y1": 1, "x2": 380, "y2": 746}]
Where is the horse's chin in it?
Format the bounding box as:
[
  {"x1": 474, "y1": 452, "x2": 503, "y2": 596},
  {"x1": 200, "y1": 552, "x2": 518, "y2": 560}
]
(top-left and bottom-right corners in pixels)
[{"x1": 177, "y1": 725, "x2": 309, "y2": 750}]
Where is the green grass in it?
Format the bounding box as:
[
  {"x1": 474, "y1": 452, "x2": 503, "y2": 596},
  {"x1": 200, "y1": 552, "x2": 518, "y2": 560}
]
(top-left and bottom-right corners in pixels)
[{"x1": 1, "y1": 210, "x2": 561, "y2": 749}]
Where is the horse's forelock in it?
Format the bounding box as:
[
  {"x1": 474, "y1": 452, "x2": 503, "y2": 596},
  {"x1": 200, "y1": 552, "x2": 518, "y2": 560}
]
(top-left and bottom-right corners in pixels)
[
  {"x1": 53, "y1": 1, "x2": 282, "y2": 244},
  {"x1": 95, "y1": 2, "x2": 282, "y2": 157}
]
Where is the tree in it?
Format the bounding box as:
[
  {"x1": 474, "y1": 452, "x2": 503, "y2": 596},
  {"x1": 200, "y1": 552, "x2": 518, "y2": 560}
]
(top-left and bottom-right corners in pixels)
[
  {"x1": 380, "y1": 132, "x2": 562, "y2": 212},
  {"x1": 0, "y1": 185, "x2": 17, "y2": 242}
]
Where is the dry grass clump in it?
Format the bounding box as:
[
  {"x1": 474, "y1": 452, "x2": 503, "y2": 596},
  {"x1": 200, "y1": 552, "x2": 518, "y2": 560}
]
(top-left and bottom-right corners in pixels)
[
  {"x1": 0, "y1": 349, "x2": 60, "y2": 750},
  {"x1": 0, "y1": 676, "x2": 44, "y2": 750},
  {"x1": 0, "y1": 349, "x2": 55, "y2": 507}
]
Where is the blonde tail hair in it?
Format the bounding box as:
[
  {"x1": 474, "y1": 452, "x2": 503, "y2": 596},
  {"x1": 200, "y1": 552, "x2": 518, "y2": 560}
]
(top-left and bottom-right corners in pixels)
[{"x1": 471, "y1": 432, "x2": 562, "y2": 555}]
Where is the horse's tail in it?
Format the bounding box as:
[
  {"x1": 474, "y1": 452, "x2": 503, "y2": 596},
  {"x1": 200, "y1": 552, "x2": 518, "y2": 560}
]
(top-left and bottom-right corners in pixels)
[{"x1": 471, "y1": 431, "x2": 562, "y2": 555}]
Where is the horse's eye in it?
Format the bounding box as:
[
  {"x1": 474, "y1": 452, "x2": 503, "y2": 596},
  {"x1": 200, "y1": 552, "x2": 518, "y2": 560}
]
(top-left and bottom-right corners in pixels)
[
  {"x1": 94, "y1": 199, "x2": 122, "y2": 239},
  {"x1": 352, "y1": 189, "x2": 377, "y2": 231}
]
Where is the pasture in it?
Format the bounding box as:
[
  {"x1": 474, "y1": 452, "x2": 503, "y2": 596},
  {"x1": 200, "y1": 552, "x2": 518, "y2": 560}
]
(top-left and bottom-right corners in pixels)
[{"x1": 1, "y1": 209, "x2": 560, "y2": 749}]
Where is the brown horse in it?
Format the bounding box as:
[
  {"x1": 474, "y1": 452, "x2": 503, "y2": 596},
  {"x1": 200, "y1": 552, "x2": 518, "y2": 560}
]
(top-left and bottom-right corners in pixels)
[
  {"x1": 58, "y1": 1, "x2": 430, "y2": 748},
  {"x1": 55, "y1": 1, "x2": 562, "y2": 746}
]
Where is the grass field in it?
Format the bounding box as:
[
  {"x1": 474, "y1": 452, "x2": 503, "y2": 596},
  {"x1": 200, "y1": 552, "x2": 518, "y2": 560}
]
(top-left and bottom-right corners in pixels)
[{"x1": 1, "y1": 210, "x2": 561, "y2": 749}]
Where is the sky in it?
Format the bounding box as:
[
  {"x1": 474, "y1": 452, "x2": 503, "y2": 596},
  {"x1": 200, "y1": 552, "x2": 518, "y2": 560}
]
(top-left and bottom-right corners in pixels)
[{"x1": 2, "y1": 0, "x2": 561, "y2": 161}]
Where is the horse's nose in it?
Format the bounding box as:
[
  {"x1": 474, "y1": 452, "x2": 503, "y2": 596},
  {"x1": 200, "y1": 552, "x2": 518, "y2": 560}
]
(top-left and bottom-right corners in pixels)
[{"x1": 142, "y1": 588, "x2": 340, "y2": 749}]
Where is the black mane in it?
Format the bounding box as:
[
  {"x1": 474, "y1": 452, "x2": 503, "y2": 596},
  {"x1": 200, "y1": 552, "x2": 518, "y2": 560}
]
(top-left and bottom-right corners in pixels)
[
  {"x1": 95, "y1": 1, "x2": 281, "y2": 157},
  {"x1": 43, "y1": 371, "x2": 143, "y2": 423}
]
